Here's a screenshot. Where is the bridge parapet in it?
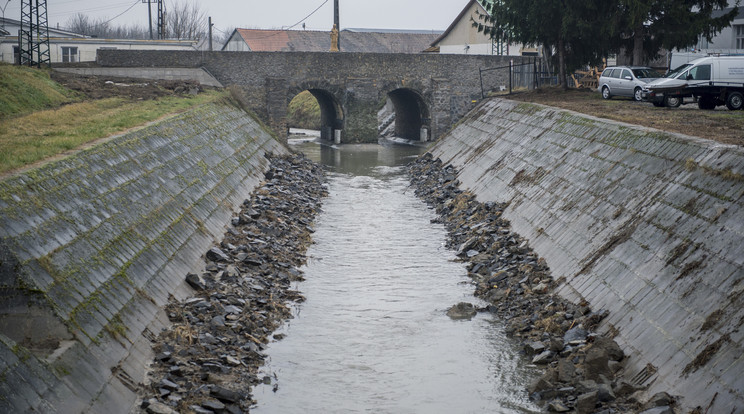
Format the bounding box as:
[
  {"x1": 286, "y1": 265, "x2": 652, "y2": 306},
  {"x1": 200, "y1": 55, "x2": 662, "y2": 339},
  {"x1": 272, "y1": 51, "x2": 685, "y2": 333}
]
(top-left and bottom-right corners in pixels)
[{"x1": 97, "y1": 50, "x2": 527, "y2": 143}]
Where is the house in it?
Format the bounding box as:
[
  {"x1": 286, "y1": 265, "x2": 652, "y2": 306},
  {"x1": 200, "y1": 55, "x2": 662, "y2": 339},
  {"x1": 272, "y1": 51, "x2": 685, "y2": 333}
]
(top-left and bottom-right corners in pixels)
[
  {"x1": 221, "y1": 28, "x2": 441, "y2": 53},
  {"x1": 429, "y1": 0, "x2": 539, "y2": 56},
  {"x1": 0, "y1": 17, "x2": 197, "y2": 64}
]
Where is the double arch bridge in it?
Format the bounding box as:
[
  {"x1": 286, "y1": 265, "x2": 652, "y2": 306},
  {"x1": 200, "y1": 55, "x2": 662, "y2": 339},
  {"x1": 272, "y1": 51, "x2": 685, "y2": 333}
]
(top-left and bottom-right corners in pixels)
[{"x1": 97, "y1": 50, "x2": 525, "y2": 143}]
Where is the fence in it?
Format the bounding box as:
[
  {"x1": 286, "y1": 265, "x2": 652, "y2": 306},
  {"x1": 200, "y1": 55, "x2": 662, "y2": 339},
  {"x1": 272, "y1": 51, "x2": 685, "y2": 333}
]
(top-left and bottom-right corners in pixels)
[{"x1": 478, "y1": 57, "x2": 560, "y2": 98}]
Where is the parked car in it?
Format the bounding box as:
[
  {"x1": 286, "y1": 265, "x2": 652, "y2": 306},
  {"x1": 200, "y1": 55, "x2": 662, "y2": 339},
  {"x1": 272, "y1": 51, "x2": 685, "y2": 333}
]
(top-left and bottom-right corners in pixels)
[
  {"x1": 640, "y1": 64, "x2": 695, "y2": 107},
  {"x1": 642, "y1": 56, "x2": 744, "y2": 110},
  {"x1": 598, "y1": 66, "x2": 663, "y2": 101}
]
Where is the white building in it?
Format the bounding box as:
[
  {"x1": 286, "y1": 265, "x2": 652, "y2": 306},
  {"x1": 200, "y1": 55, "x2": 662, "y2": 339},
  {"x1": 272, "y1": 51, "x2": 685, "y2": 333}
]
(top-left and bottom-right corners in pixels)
[
  {"x1": 692, "y1": 6, "x2": 744, "y2": 51},
  {"x1": 0, "y1": 17, "x2": 197, "y2": 64},
  {"x1": 429, "y1": 0, "x2": 539, "y2": 56}
]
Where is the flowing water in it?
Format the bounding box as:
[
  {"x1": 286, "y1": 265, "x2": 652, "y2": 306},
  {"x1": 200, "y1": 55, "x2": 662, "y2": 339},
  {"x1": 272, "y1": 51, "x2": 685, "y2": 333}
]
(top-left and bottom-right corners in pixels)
[{"x1": 251, "y1": 139, "x2": 540, "y2": 413}]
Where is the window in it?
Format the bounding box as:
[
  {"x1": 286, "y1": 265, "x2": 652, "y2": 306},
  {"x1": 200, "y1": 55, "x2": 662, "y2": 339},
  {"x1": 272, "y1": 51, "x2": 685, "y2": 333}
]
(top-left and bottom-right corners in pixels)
[
  {"x1": 689, "y1": 64, "x2": 711, "y2": 81},
  {"x1": 61, "y1": 47, "x2": 78, "y2": 63},
  {"x1": 621, "y1": 69, "x2": 632, "y2": 79},
  {"x1": 611, "y1": 69, "x2": 622, "y2": 78},
  {"x1": 737, "y1": 25, "x2": 744, "y2": 50}
]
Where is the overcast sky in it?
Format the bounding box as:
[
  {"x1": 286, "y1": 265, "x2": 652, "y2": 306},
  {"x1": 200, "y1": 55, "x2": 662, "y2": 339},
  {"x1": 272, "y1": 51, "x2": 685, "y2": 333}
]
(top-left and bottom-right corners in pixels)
[{"x1": 2, "y1": 0, "x2": 466, "y2": 36}]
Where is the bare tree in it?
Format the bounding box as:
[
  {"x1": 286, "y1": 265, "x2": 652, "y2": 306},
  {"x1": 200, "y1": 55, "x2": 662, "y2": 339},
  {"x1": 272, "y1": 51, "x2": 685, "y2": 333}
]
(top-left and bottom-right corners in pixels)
[
  {"x1": 167, "y1": 0, "x2": 207, "y2": 40},
  {"x1": 64, "y1": 13, "x2": 149, "y2": 39},
  {"x1": 216, "y1": 26, "x2": 236, "y2": 49},
  {"x1": 65, "y1": 13, "x2": 92, "y2": 35}
]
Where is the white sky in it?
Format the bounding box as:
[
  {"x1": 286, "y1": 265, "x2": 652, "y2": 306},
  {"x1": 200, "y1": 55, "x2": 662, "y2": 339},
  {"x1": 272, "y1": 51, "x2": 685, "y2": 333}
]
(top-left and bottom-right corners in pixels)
[{"x1": 1, "y1": 0, "x2": 466, "y2": 36}]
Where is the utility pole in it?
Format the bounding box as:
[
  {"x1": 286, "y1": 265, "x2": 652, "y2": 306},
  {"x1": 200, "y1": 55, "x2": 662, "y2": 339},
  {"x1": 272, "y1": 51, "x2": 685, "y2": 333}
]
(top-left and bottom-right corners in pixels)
[
  {"x1": 334, "y1": 0, "x2": 340, "y2": 51},
  {"x1": 208, "y1": 16, "x2": 213, "y2": 51},
  {"x1": 143, "y1": 0, "x2": 152, "y2": 39}
]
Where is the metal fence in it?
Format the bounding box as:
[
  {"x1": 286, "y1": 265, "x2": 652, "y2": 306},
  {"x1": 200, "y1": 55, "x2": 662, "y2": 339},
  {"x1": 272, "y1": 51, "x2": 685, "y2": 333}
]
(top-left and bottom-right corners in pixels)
[{"x1": 478, "y1": 57, "x2": 560, "y2": 98}]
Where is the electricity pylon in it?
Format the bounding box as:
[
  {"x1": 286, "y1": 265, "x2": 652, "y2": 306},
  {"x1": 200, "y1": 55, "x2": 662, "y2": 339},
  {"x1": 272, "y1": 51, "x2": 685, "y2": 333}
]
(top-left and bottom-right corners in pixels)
[{"x1": 19, "y1": 0, "x2": 50, "y2": 67}]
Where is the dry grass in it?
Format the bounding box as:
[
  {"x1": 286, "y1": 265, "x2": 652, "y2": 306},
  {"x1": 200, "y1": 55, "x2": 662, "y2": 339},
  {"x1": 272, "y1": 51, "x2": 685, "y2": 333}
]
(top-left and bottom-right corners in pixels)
[
  {"x1": 0, "y1": 91, "x2": 223, "y2": 175},
  {"x1": 505, "y1": 86, "x2": 744, "y2": 146}
]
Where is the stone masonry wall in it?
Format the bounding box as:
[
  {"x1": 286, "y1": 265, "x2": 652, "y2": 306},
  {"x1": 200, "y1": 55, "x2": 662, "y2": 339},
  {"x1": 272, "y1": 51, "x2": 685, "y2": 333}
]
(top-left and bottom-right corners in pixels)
[
  {"x1": 429, "y1": 98, "x2": 744, "y2": 413},
  {"x1": 0, "y1": 102, "x2": 287, "y2": 412},
  {"x1": 96, "y1": 50, "x2": 526, "y2": 141}
]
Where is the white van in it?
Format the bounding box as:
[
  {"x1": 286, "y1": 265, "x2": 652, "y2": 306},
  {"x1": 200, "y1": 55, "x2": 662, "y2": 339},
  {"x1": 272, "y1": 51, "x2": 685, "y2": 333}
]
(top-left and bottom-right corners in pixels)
[{"x1": 641, "y1": 56, "x2": 744, "y2": 110}]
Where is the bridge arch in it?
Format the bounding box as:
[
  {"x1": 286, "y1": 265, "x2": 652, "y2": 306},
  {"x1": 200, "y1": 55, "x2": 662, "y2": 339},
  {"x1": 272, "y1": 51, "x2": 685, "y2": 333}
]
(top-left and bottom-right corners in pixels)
[
  {"x1": 289, "y1": 84, "x2": 345, "y2": 142},
  {"x1": 387, "y1": 88, "x2": 431, "y2": 142}
]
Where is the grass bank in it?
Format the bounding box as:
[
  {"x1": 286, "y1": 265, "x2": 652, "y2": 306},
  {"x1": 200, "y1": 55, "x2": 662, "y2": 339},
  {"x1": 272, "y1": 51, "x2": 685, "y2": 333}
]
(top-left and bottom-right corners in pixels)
[
  {"x1": 0, "y1": 64, "x2": 225, "y2": 175},
  {"x1": 0, "y1": 64, "x2": 80, "y2": 118}
]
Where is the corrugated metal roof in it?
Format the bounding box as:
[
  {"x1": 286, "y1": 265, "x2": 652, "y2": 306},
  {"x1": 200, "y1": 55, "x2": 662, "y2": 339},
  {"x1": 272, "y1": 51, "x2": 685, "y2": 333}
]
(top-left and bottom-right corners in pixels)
[{"x1": 232, "y1": 28, "x2": 440, "y2": 53}]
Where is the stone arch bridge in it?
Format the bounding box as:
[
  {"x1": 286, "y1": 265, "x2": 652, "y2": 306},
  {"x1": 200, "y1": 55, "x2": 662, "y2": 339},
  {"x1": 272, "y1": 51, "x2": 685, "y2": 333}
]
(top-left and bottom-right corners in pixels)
[{"x1": 97, "y1": 50, "x2": 527, "y2": 143}]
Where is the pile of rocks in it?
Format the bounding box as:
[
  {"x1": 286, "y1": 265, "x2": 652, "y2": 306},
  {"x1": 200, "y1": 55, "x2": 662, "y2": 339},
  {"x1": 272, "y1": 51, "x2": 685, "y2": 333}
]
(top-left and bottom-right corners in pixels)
[
  {"x1": 139, "y1": 153, "x2": 327, "y2": 414},
  {"x1": 408, "y1": 153, "x2": 675, "y2": 414}
]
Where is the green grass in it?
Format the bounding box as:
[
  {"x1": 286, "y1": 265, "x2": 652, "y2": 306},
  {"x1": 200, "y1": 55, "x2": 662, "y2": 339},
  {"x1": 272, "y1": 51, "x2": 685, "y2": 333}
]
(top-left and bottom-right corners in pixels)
[
  {"x1": 0, "y1": 90, "x2": 224, "y2": 174},
  {"x1": 0, "y1": 64, "x2": 81, "y2": 118},
  {"x1": 287, "y1": 90, "x2": 320, "y2": 130}
]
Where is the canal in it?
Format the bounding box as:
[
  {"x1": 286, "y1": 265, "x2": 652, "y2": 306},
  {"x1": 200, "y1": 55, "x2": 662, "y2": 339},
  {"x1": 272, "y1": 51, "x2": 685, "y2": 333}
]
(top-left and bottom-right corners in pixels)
[{"x1": 251, "y1": 139, "x2": 540, "y2": 413}]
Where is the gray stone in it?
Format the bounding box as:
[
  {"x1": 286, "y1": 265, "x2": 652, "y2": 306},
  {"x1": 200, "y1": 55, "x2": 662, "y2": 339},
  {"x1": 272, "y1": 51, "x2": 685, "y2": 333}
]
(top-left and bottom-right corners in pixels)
[
  {"x1": 456, "y1": 236, "x2": 478, "y2": 256},
  {"x1": 210, "y1": 315, "x2": 226, "y2": 328},
  {"x1": 644, "y1": 392, "x2": 673, "y2": 409},
  {"x1": 224, "y1": 305, "x2": 242, "y2": 314},
  {"x1": 525, "y1": 341, "x2": 545, "y2": 356},
  {"x1": 584, "y1": 344, "x2": 611, "y2": 381},
  {"x1": 575, "y1": 391, "x2": 598, "y2": 414},
  {"x1": 206, "y1": 247, "x2": 231, "y2": 262},
  {"x1": 146, "y1": 401, "x2": 177, "y2": 414},
  {"x1": 613, "y1": 379, "x2": 641, "y2": 397},
  {"x1": 532, "y1": 350, "x2": 553, "y2": 364},
  {"x1": 577, "y1": 379, "x2": 599, "y2": 393},
  {"x1": 201, "y1": 399, "x2": 225, "y2": 411},
  {"x1": 547, "y1": 400, "x2": 570, "y2": 412},
  {"x1": 528, "y1": 376, "x2": 554, "y2": 394},
  {"x1": 639, "y1": 407, "x2": 674, "y2": 414},
  {"x1": 160, "y1": 378, "x2": 178, "y2": 391},
  {"x1": 597, "y1": 383, "x2": 616, "y2": 402},
  {"x1": 185, "y1": 273, "x2": 206, "y2": 290},
  {"x1": 446, "y1": 302, "x2": 477, "y2": 320},
  {"x1": 563, "y1": 327, "x2": 588, "y2": 344},
  {"x1": 557, "y1": 359, "x2": 575, "y2": 383},
  {"x1": 189, "y1": 405, "x2": 214, "y2": 414},
  {"x1": 211, "y1": 385, "x2": 241, "y2": 403},
  {"x1": 593, "y1": 336, "x2": 624, "y2": 361}
]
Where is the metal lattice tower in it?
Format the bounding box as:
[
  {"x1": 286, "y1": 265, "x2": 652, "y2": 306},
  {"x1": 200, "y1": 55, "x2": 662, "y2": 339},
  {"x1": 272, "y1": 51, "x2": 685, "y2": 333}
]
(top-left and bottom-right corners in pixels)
[
  {"x1": 19, "y1": 0, "x2": 50, "y2": 67},
  {"x1": 157, "y1": 0, "x2": 165, "y2": 39}
]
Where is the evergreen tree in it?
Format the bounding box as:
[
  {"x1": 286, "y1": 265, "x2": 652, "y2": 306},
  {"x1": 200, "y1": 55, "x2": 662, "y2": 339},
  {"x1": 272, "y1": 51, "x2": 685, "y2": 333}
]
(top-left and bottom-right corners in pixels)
[
  {"x1": 620, "y1": 0, "x2": 740, "y2": 65},
  {"x1": 474, "y1": 0, "x2": 622, "y2": 89}
]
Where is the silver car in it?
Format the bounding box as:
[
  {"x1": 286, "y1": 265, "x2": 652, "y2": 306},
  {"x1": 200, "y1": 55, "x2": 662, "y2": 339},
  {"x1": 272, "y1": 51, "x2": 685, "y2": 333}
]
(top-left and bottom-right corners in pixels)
[{"x1": 598, "y1": 66, "x2": 663, "y2": 101}]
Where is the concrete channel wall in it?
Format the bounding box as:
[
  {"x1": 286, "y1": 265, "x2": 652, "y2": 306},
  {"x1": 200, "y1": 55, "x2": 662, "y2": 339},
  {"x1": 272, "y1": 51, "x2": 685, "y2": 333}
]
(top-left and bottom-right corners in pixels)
[
  {"x1": 0, "y1": 102, "x2": 287, "y2": 412},
  {"x1": 430, "y1": 98, "x2": 744, "y2": 413}
]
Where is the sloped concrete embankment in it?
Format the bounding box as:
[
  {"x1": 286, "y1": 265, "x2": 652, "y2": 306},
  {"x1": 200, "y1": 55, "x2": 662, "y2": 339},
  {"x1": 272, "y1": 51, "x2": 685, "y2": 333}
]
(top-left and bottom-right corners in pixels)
[
  {"x1": 0, "y1": 102, "x2": 287, "y2": 412},
  {"x1": 429, "y1": 98, "x2": 744, "y2": 413}
]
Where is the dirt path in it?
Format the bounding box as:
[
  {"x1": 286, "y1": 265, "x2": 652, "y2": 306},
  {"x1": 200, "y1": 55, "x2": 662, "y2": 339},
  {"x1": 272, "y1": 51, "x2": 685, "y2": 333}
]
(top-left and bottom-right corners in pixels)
[{"x1": 502, "y1": 87, "x2": 744, "y2": 146}]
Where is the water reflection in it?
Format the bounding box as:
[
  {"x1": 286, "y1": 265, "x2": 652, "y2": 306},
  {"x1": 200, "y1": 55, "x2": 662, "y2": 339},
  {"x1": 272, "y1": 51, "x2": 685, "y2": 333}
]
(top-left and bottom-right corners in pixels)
[{"x1": 252, "y1": 139, "x2": 539, "y2": 413}]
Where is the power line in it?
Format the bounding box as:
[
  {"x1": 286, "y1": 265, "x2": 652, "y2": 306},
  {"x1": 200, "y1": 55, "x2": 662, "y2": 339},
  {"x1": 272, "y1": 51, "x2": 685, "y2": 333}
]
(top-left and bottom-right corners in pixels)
[
  {"x1": 282, "y1": 0, "x2": 329, "y2": 30},
  {"x1": 98, "y1": 0, "x2": 139, "y2": 26}
]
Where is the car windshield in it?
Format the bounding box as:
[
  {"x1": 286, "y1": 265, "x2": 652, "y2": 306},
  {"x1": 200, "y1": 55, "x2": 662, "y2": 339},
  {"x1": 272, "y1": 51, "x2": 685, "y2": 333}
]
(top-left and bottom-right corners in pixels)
[
  {"x1": 632, "y1": 68, "x2": 662, "y2": 79},
  {"x1": 665, "y1": 64, "x2": 692, "y2": 79}
]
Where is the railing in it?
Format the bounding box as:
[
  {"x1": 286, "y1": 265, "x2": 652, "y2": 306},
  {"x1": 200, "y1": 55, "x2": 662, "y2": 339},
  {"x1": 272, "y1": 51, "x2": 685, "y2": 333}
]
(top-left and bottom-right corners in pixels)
[{"x1": 479, "y1": 57, "x2": 559, "y2": 98}]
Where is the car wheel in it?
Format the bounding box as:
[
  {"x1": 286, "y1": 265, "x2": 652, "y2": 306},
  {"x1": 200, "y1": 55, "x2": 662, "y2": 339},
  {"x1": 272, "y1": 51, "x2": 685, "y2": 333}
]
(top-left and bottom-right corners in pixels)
[
  {"x1": 725, "y1": 92, "x2": 743, "y2": 110},
  {"x1": 664, "y1": 95, "x2": 681, "y2": 108},
  {"x1": 633, "y1": 87, "x2": 643, "y2": 102},
  {"x1": 698, "y1": 97, "x2": 716, "y2": 110},
  {"x1": 601, "y1": 86, "x2": 611, "y2": 100}
]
